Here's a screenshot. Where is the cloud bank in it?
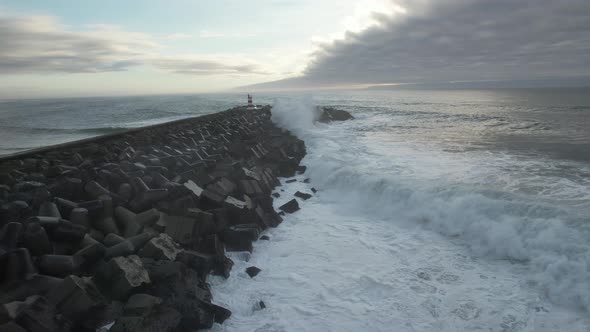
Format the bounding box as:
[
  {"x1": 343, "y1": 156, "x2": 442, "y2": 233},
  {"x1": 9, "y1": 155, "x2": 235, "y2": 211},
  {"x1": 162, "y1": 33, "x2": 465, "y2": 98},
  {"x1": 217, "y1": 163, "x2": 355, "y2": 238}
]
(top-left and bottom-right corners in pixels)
[
  {"x1": 250, "y1": 0, "x2": 590, "y2": 89},
  {"x1": 0, "y1": 15, "x2": 266, "y2": 76}
]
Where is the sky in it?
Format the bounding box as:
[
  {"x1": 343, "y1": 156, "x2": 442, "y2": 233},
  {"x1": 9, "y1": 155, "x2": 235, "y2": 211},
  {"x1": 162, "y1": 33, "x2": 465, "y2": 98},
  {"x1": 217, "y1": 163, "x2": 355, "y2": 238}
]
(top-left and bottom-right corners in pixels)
[{"x1": 0, "y1": 0, "x2": 589, "y2": 97}]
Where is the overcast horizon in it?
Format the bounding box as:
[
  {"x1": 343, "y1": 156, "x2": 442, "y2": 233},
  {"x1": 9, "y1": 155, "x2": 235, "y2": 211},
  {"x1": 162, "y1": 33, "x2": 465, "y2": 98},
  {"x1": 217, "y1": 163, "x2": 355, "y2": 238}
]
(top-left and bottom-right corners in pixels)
[{"x1": 1, "y1": 0, "x2": 589, "y2": 98}]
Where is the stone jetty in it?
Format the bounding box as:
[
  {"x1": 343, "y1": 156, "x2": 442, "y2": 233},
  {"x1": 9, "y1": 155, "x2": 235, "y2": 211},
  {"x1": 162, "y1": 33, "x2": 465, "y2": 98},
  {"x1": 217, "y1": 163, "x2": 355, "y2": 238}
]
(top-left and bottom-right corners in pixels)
[{"x1": 0, "y1": 105, "x2": 306, "y2": 331}]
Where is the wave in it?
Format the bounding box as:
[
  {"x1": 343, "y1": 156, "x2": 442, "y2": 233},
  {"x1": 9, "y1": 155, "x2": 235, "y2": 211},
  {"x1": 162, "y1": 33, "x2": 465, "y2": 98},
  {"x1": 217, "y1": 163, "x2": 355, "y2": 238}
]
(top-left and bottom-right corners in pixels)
[{"x1": 271, "y1": 98, "x2": 590, "y2": 312}]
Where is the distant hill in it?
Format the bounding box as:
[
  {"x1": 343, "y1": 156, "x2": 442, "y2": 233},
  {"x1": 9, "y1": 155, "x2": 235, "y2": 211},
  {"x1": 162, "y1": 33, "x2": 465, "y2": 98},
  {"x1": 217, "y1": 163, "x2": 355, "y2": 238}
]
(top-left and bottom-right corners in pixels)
[{"x1": 235, "y1": 76, "x2": 590, "y2": 92}]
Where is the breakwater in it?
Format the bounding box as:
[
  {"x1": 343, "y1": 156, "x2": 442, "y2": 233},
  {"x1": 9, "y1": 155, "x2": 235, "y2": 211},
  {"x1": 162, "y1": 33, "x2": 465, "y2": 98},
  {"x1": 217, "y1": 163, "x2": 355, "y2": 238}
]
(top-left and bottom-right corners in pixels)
[{"x1": 0, "y1": 105, "x2": 306, "y2": 331}]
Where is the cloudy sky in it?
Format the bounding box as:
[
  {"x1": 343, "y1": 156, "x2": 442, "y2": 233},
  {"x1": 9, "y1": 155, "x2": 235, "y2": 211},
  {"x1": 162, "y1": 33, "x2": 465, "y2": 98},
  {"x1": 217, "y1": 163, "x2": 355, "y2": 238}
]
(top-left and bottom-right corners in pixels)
[{"x1": 0, "y1": 0, "x2": 589, "y2": 97}]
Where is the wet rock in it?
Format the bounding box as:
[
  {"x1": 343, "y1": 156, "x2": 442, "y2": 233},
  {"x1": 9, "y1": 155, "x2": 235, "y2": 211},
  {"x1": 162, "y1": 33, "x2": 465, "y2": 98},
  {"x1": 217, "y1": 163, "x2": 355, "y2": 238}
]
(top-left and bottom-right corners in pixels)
[
  {"x1": 0, "y1": 321, "x2": 27, "y2": 332},
  {"x1": 110, "y1": 294, "x2": 181, "y2": 332},
  {"x1": 175, "y1": 251, "x2": 214, "y2": 278},
  {"x1": 296, "y1": 165, "x2": 307, "y2": 174},
  {"x1": 104, "y1": 233, "x2": 126, "y2": 247},
  {"x1": 0, "y1": 222, "x2": 22, "y2": 252},
  {"x1": 14, "y1": 296, "x2": 72, "y2": 332},
  {"x1": 209, "y1": 303, "x2": 231, "y2": 324},
  {"x1": 141, "y1": 259, "x2": 184, "y2": 282},
  {"x1": 0, "y1": 201, "x2": 29, "y2": 225},
  {"x1": 135, "y1": 209, "x2": 161, "y2": 228},
  {"x1": 164, "y1": 215, "x2": 198, "y2": 247},
  {"x1": 104, "y1": 232, "x2": 154, "y2": 259},
  {"x1": 221, "y1": 225, "x2": 259, "y2": 252},
  {"x1": 47, "y1": 275, "x2": 106, "y2": 325},
  {"x1": 48, "y1": 177, "x2": 82, "y2": 200},
  {"x1": 37, "y1": 255, "x2": 77, "y2": 278},
  {"x1": 279, "y1": 199, "x2": 300, "y2": 213},
  {"x1": 2, "y1": 248, "x2": 37, "y2": 282},
  {"x1": 23, "y1": 222, "x2": 52, "y2": 256},
  {"x1": 93, "y1": 196, "x2": 119, "y2": 235},
  {"x1": 0, "y1": 275, "x2": 62, "y2": 305},
  {"x1": 69, "y1": 207, "x2": 90, "y2": 229},
  {"x1": 272, "y1": 192, "x2": 280, "y2": 198},
  {"x1": 38, "y1": 202, "x2": 61, "y2": 219},
  {"x1": 318, "y1": 107, "x2": 354, "y2": 122},
  {"x1": 73, "y1": 242, "x2": 106, "y2": 271},
  {"x1": 118, "y1": 183, "x2": 133, "y2": 202},
  {"x1": 197, "y1": 234, "x2": 224, "y2": 257},
  {"x1": 79, "y1": 233, "x2": 100, "y2": 248},
  {"x1": 54, "y1": 198, "x2": 79, "y2": 218},
  {"x1": 89, "y1": 228, "x2": 105, "y2": 243},
  {"x1": 311, "y1": 187, "x2": 317, "y2": 193},
  {"x1": 187, "y1": 208, "x2": 218, "y2": 235},
  {"x1": 294, "y1": 191, "x2": 312, "y2": 200},
  {"x1": 84, "y1": 181, "x2": 112, "y2": 199},
  {"x1": 14, "y1": 181, "x2": 45, "y2": 193},
  {"x1": 129, "y1": 178, "x2": 168, "y2": 212},
  {"x1": 259, "y1": 235, "x2": 270, "y2": 241},
  {"x1": 285, "y1": 179, "x2": 297, "y2": 183},
  {"x1": 114, "y1": 206, "x2": 142, "y2": 238},
  {"x1": 95, "y1": 255, "x2": 151, "y2": 300},
  {"x1": 139, "y1": 234, "x2": 182, "y2": 261},
  {"x1": 245, "y1": 266, "x2": 261, "y2": 278},
  {"x1": 183, "y1": 180, "x2": 203, "y2": 198},
  {"x1": 50, "y1": 222, "x2": 86, "y2": 243}
]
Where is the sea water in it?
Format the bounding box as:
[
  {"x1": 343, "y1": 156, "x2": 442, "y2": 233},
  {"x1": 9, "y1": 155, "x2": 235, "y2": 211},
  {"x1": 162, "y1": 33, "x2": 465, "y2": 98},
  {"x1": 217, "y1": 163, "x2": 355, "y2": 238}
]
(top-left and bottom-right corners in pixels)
[{"x1": 2, "y1": 89, "x2": 589, "y2": 331}]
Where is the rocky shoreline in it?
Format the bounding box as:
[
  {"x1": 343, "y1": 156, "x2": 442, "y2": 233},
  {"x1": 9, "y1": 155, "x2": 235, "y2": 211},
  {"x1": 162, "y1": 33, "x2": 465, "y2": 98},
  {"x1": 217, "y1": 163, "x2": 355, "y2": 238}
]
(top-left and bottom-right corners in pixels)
[{"x1": 0, "y1": 105, "x2": 307, "y2": 331}]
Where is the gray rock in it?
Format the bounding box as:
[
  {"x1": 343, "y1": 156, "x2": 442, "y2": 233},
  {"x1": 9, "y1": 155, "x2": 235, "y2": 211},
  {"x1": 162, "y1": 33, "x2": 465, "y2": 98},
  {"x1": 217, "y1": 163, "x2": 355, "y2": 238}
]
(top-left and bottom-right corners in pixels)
[
  {"x1": 0, "y1": 222, "x2": 22, "y2": 251},
  {"x1": 69, "y1": 208, "x2": 90, "y2": 229},
  {"x1": 111, "y1": 294, "x2": 181, "y2": 332},
  {"x1": 0, "y1": 275, "x2": 63, "y2": 304},
  {"x1": 245, "y1": 266, "x2": 261, "y2": 278},
  {"x1": 96, "y1": 255, "x2": 151, "y2": 300},
  {"x1": 0, "y1": 321, "x2": 27, "y2": 332},
  {"x1": 47, "y1": 275, "x2": 106, "y2": 323},
  {"x1": 114, "y1": 206, "x2": 142, "y2": 238},
  {"x1": 0, "y1": 295, "x2": 39, "y2": 324},
  {"x1": 3, "y1": 248, "x2": 36, "y2": 281},
  {"x1": 221, "y1": 224, "x2": 259, "y2": 253},
  {"x1": 139, "y1": 234, "x2": 182, "y2": 261},
  {"x1": 23, "y1": 222, "x2": 52, "y2": 256},
  {"x1": 317, "y1": 107, "x2": 354, "y2": 122},
  {"x1": 14, "y1": 296, "x2": 72, "y2": 332},
  {"x1": 294, "y1": 191, "x2": 312, "y2": 200},
  {"x1": 279, "y1": 199, "x2": 299, "y2": 213},
  {"x1": 104, "y1": 232, "x2": 154, "y2": 259},
  {"x1": 104, "y1": 233, "x2": 126, "y2": 247},
  {"x1": 37, "y1": 255, "x2": 77, "y2": 278},
  {"x1": 175, "y1": 250, "x2": 214, "y2": 278},
  {"x1": 164, "y1": 215, "x2": 198, "y2": 247},
  {"x1": 38, "y1": 202, "x2": 61, "y2": 219}
]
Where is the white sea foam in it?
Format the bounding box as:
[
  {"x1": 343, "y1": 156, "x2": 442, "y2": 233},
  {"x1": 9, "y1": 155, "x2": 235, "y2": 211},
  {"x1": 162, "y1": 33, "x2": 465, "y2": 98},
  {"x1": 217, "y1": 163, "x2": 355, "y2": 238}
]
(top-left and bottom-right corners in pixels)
[{"x1": 210, "y1": 97, "x2": 590, "y2": 331}]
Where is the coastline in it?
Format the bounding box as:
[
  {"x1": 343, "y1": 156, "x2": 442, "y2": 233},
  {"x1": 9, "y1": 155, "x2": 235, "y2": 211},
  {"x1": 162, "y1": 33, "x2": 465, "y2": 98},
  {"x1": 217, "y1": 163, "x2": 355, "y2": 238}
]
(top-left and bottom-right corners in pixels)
[{"x1": 0, "y1": 105, "x2": 306, "y2": 331}]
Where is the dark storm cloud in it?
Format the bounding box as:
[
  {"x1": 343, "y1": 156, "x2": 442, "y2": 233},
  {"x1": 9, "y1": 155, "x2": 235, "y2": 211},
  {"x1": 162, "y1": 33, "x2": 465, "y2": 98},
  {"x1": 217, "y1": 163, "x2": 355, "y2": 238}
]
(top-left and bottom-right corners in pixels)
[
  {"x1": 0, "y1": 15, "x2": 266, "y2": 76},
  {"x1": 291, "y1": 0, "x2": 590, "y2": 87}
]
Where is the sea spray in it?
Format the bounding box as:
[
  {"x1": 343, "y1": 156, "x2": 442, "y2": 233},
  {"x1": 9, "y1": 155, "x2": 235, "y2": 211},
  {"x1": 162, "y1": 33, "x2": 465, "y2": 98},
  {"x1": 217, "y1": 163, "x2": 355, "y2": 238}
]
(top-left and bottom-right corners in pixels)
[{"x1": 271, "y1": 96, "x2": 317, "y2": 136}]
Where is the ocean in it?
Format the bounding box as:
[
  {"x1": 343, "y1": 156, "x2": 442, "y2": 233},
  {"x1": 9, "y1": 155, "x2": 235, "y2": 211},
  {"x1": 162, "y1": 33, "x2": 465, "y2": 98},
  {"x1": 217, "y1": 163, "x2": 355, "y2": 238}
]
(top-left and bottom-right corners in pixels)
[{"x1": 2, "y1": 89, "x2": 590, "y2": 331}]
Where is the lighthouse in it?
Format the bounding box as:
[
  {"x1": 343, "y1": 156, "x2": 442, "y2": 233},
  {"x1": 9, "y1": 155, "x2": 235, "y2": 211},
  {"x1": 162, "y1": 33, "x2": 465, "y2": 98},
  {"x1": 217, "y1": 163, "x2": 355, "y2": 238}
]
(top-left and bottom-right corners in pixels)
[{"x1": 247, "y1": 94, "x2": 255, "y2": 109}]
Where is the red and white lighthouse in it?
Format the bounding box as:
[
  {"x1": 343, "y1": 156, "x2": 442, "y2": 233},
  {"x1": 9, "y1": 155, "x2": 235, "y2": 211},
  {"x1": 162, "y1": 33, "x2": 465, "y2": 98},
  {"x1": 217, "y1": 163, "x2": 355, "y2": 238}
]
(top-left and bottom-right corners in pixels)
[{"x1": 247, "y1": 94, "x2": 254, "y2": 108}]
